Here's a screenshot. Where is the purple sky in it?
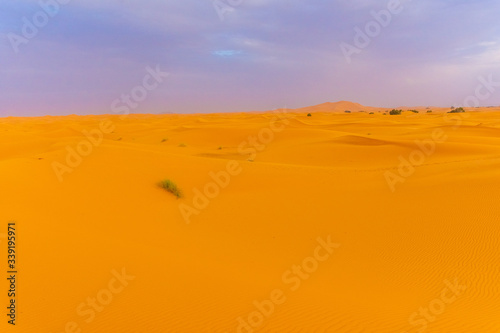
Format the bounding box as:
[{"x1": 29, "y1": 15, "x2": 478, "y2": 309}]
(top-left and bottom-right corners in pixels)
[{"x1": 1, "y1": 0, "x2": 500, "y2": 116}]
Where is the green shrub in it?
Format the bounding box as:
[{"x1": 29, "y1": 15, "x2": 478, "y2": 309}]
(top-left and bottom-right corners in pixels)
[
  {"x1": 345, "y1": 110, "x2": 351, "y2": 113},
  {"x1": 427, "y1": 110, "x2": 433, "y2": 113},
  {"x1": 449, "y1": 107, "x2": 465, "y2": 113},
  {"x1": 307, "y1": 113, "x2": 312, "y2": 117},
  {"x1": 408, "y1": 110, "x2": 419, "y2": 113},
  {"x1": 389, "y1": 109, "x2": 402, "y2": 115},
  {"x1": 158, "y1": 179, "x2": 182, "y2": 198},
  {"x1": 369, "y1": 112, "x2": 374, "y2": 114}
]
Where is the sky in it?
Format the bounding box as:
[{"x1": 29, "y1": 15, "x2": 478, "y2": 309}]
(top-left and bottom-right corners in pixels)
[{"x1": 1, "y1": 0, "x2": 500, "y2": 116}]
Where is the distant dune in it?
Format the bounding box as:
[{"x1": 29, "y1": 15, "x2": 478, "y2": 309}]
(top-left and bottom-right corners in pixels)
[
  {"x1": 294, "y1": 100, "x2": 377, "y2": 113},
  {"x1": 290, "y1": 101, "x2": 500, "y2": 114},
  {"x1": 1, "y1": 106, "x2": 499, "y2": 332}
]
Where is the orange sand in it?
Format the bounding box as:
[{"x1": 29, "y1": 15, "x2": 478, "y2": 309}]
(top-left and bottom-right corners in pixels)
[{"x1": 1, "y1": 103, "x2": 499, "y2": 332}]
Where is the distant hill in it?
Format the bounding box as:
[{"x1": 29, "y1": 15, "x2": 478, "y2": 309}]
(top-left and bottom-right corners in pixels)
[
  {"x1": 290, "y1": 101, "x2": 462, "y2": 114},
  {"x1": 293, "y1": 101, "x2": 380, "y2": 113}
]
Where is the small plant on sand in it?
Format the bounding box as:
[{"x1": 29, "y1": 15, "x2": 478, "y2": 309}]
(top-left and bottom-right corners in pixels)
[
  {"x1": 449, "y1": 107, "x2": 465, "y2": 113},
  {"x1": 161, "y1": 138, "x2": 168, "y2": 143},
  {"x1": 345, "y1": 110, "x2": 351, "y2": 113},
  {"x1": 158, "y1": 179, "x2": 182, "y2": 199},
  {"x1": 408, "y1": 109, "x2": 419, "y2": 113},
  {"x1": 307, "y1": 113, "x2": 312, "y2": 117},
  {"x1": 369, "y1": 112, "x2": 374, "y2": 114},
  {"x1": 389, "y1": 109, "x2": 402, "y2": 115},
  {"x1": 427, "y1": 110, "x2": 433, "y2": 113},
  {"x1": 178, "y1": 143, "x2": 187, "y2": 147}
]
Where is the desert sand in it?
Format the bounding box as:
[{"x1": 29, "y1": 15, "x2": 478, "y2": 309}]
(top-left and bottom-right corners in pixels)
[{"x1": 1, "y1": 102, "x2": 500, "y2": 332}]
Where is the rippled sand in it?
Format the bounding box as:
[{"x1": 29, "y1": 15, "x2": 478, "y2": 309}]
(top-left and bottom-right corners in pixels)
[{"x1": 1, "y1": 105, "x2": 499, "y2": 332}]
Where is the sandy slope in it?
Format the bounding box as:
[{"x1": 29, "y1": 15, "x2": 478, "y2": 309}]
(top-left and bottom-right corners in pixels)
[{"x1": 1, "y1": 106, "x2": 500, "y2": 332}]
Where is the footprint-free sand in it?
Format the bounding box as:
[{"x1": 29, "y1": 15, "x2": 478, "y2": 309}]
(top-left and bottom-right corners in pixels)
[{"x1": 1, "y1": 104, "x2": 499, "y2": 332}]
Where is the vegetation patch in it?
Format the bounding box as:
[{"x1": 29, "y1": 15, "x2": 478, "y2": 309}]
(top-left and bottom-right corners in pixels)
[
  {"x1": 449, "y1": 107, "x2": 466, "y2": 113},
  {"x1": 158, "y1": 179, "x2": 182, "y2": 199}
]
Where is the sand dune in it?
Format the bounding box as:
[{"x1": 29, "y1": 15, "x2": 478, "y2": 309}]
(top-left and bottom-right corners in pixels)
[{"x1": 1, "y1": 107, "x2": 499, "y2": 332}]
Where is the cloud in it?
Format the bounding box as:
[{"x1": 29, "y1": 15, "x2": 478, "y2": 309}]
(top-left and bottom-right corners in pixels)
[{"x1": 212, "y1": 50, "x2": 242, "y2": 57}]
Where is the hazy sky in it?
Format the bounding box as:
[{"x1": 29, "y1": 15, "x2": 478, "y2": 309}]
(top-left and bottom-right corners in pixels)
[{"x1": 1, "y1": 0, "x2": 500, "y2": 116}]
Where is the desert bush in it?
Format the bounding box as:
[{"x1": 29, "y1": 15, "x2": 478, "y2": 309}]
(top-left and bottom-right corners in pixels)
[
  {"x1": 389, "y1": 109, "x2": 402, "y2": 115},
  {"x1": 307, "y1": 113, "x2": 312, "y2": 117},
  {"x1": 158, "y1": 179, "x2": 182, "y2": 198},
  {"x1": 449, "y1": 107, "x2": 466, "y2": 113},
  {"x1": 369, "y1": 112, "x2": 374, "y2": 114},
  {"x1": 345, "y1": 110, "x2": 351, "y2": 113},
  {"x1": 427, "y1": 110, "x2": 433, "y2": 113},
  {"x1": 408, "y1": 110, "x2": 419, "y2": 113}
]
